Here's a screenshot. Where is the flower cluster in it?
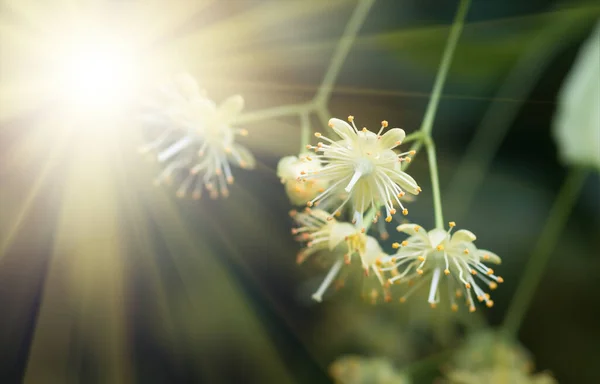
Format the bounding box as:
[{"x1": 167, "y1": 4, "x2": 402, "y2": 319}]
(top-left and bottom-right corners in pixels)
[
  {"x1": 290, "y1": 208, "x2": 392, "y2": 302},
  {"x1": 139, "y1": 73, "x2": 255, "y2": 199},
  {"x1": 329, "y1": 355, "x2": 409, "y2": 384},
  {"x1": 301, "y1": 117, "x2": 421, "y2": 229},
  {"x1": 280, "y1": 115, "x2": 503, "y2": 311},
  {"x1": 382, "y1": 222, "x2": 503, "y2": 311},
  {"x1": 445, "y1": 331, "x2": 557, "y2": 384}
]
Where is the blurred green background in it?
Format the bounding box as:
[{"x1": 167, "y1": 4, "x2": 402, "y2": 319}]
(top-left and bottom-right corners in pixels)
[{"x1": 0, "y1": 0, "x2": 599, "y2": 383}]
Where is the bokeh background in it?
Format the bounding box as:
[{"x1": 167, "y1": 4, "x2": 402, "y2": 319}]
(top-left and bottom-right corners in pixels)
[{"x1": 1, "y1": 0, "x2": 599, "y2": 383}]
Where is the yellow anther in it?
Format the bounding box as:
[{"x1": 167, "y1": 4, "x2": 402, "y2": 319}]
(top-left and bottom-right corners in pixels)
[
  {"x1": 307, "y1": 201, "x2": 314, "y2": 207},
  {"x1": 487, "y1": 269, "x2": 494, "y2": 275},
  {"x1": 289, "y1": 210, "x2": 297, "y2": 217},
  {"x1": 399, "y1": 297, "x2": 406, "y2": 303},
  {"x1": 465, "y1": 283, "x2": 471, "y2": 289},
  {"x1": 486, "y1": 300, "x2": 494, "y2": 308},
  {"x1": 326, "y1": 217, "x2": 333, "y2": 221},
  {"x1": 449, "y1": 221, "x2": 456, "y2": 228},
  {"x1": 444, "y1": 269, "x2": 450, "y2": 275},
  {"x1": 315, "y1": 132, "x2": 322, "y2": 137},
  {"x1": 334, "y1": 211, "x2": 341, "y2": 217},
  {"x1": 381, "y1": 120, "x2": 388, "y2": 128},
  {"x1": 385, "y1": 216, "x2": 392, "y2": 223},
  {"x1": 469, "y1": 306, "x2": 476, "y2": 313},
  {"x1": 489, "y1": 282, "x2": 498, "y2": 290},
  {"x1": 409, "y1": 150, "x2": 416, "y2": 156},
  {"x1": 398, "y1": 192, "x2": 405, "y2": 198},
  {"x1": 361, "y1": 228, "x2": 366, "y2": 233},
  {"x1": 483, "y1": 254, "x2": 490, "y2": 260},
  {"x1": 405, "y1": 157, "x2": 412, "y2": 163},
  {"x1": 348, "y1": 115, "x2": 354, "y2": 122},
  {"x1": 497, "y1": 276, "x2": 504, "y2": 283},
  {"x1": 227, "y1": 176, "x2": 234, "y2": 184},
  {"x1": 470, "y1": 269, "x2": 477, "y2": 275},
  {"x1": 305, "y1": 144, "x2": 312, "y2": 149},
  {"x1": 451, "y1": 304, "x2": 459, "y2": 312},
  {"x1": 436, "y1": 245, "x2": 444, "y2": 251},
  {"x1": 416, "y1": 187, "x2": 422, "y2": 193},
  {"x1": 300, "y1": 170, "x2": 306, "y2": 175},
  {"x1": 395, "y1": 140, "x2": 402, "y2": 145},
  {"x1": 375, "y1": 258, "x2": 382, "y2": 266},
  {"x1": 430, "y1": 303, "x2": 437, "y2": 309},
  {"x1": 464, "y1": 249, "x2": 469, "y2": 254},
  {"x1": 392, "y1": 242, "x2": 400, "y2": 249},
  {"x1": 418, "y1": 256, "x2": 425, "y2": 262},
  {"x1": 362, "y1": 127, "x2": 367, "y2": 133},
  {"x1": 402, "y1": 208, "x2": 408, "y2": 215},
  {"x1": 328, "y1": 121, "x2": 334, "y2": 127},
  {"x1": 390, "y1": 208, "x2": 397, "y2": 214},
  {"x1": 484, "y1": 293, "x2": 490, "y2": 300},
  {"x1": 401, "y1": 240, "x2": 408, "y2": 247},
  {"x1": 417, "y1": 269, "x2": 423, "y2": 275},
  {"x1": 414, "y1": 226, "x2": 420, "y2": 232},
  {"x1": 455, "y1": 290, "x2": 463, "y2": 298},
  {"x1": 477, "y1": 295, "x2": 484, "y2": 302}
]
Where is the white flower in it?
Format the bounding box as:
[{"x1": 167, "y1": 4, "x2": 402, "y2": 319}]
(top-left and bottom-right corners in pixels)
[
  {"x1": 276, "y1": 154, "x2": 329, "y2": 206},
  {"x1": 290, "y1": 209, "x2": 389, "y2": 302},
  {"x1": 139, "y1": 74, "x2": 255, "y2": 199},
  {"x1": 553, "y1": 21, "x2": 600, "y2": 171},
  {"x1": 382, "y1": 222, "x2": 503, "y2": 311},
  {"x1": 302, "y1": 116, "x2": 421, "y2": 229}
]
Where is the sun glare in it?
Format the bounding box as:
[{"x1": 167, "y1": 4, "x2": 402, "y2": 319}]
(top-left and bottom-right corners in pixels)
[{"x1": 55, "y1": 32, "x2": 139, "y2": 112}]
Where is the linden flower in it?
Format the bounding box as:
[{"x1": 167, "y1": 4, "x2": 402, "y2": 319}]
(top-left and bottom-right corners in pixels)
[
  {"x1": 329, "y1": 355, "x2": 410, "y2": 384},
  {"x1": 382, "y1": 222, "x2": 503, "y2": 311},
  {"x1": 276, "y1": 154, "x2": 329, "y2": 206},
  {"x1": 291, "y1": 209, "x2": 388, "y2": 302},
  {"x1": 302, "y1": 116, "x2": 421, "y2": 229},
  {"x1": 140, "y1": 74, "x2": 254, "y2": 199},
  {"x1": 446, "y1": 331, "x2": 557, "y2": 384}
]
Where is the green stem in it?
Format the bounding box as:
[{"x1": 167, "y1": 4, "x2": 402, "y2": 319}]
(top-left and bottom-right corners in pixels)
[
  {"x1": 503, "y1": 168, "x2": 588, "y2": 336},
  {"x1": 299, "y1": 112, "x2": 311, "y2": 153},
  {"x1": 419, "y1": 0, "x2": 470, "y2": 135},
  {"x1": 425, "y1": 137, "x2": 444, "y2": 229},
  {"x1": 313, "y1": 0, "x2": 376, "y2": 106}
]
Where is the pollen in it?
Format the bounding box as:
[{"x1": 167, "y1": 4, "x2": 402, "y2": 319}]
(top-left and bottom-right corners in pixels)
[
  {"x1": 392, "y1": 242, "x2": 400, "y2": 249},
  {"x1": 444, "y1": 269, "x2": 450, "y2": 275},
  {"x1": 401, "y1": 241, "x2": 408, "y2": 247},
  {"x1": 449, "y1": 221, "x2": 456, "y2": 228},
  {"x1": 402, "y1": 209, "x2": 409, "y2": 215},
  {"x1": 381, "y1": 120, "x2": 388, "y2": 128},
  {"x1": 436, "y1": 245, "x2": 444, "y2": 251}
]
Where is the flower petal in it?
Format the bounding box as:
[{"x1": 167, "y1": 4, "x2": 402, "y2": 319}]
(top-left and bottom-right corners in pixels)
[
  {"x1": 379, "y1": 128, "x2": 406, "y2": 149},
  {"x1": 276, "y1": 156, "x2": 299, "y2": 180},
  {"x1": 396, "y1": 223, "x2": 426, "y2": 237},
  {"x1": 328, "y1": 222, "x2": 356, "y2": 251},
  {"x1": 328, "y1": 118, "x2": 355, "y2": 141},
  {"x1": 361, "y1": 236, "x2": 384, "y2": 268},
  {"x1": 450, "y1": 229, "x2": 477, "y2": 245},
  {"x1": 427, "y1": 228, "x2": 447, "y2": 248},
  {"x1": 219, "y1": 95, "x2": 245, "y2": 122},
  {"x1": 173, "y1": 73, "x2": 203, "y2": 100},
  {"x1": 387, "y1": 169, "x2": 420, "y2": 194},
  {"x1": 477, "y1": 249, "x2": 502, "y2": 264}
]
